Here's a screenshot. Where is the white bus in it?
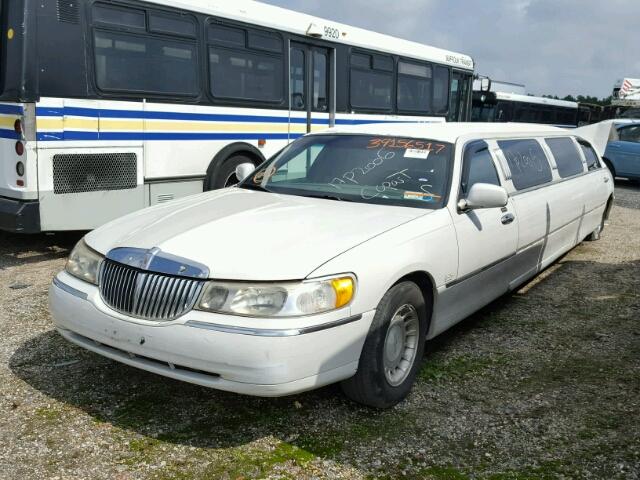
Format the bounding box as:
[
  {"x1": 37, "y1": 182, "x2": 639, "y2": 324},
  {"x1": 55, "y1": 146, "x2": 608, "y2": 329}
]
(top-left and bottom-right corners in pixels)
[
  {"x1": 472, "y1": 90, "x2": 579, "y2": 128},
  {"x1": 0, "y1": 0, "x2": 474, "y2": 233}
]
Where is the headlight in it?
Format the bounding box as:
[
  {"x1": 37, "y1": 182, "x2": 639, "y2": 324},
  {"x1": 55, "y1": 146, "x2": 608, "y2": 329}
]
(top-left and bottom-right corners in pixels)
[
  {"x1": 65, "y1": 240, "x2": 103, "y2": 285},
  {"x1": 197, "y1": 275, "x2": 355, "y2": 317}
]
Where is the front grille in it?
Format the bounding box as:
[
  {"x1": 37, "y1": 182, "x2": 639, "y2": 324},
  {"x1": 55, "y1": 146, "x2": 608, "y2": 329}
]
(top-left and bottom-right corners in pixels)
[
  {"x1": 53, "y1": 153, "x2": 137, "y2": 194},
  {"x1": 99, "y1": 260, "x2": 204, "y2": 321}
]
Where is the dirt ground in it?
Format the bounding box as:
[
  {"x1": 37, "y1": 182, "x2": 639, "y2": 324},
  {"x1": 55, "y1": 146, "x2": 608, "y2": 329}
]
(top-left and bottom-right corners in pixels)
[{"x1": 0, "y1": 182, "x2": 638, "y2": 480}]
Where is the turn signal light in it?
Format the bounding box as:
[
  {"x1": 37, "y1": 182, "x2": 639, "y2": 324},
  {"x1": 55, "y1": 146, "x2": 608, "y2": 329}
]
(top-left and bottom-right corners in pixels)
[{"x1": 331, "y1": 277, "x2": 355, "y2": 308}]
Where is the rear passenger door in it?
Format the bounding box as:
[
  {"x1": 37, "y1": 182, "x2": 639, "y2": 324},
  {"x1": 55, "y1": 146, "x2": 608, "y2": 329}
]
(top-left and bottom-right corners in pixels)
[
  {"x1": 497, "y1": 138, "x2": 555, "y2": 283},
  {"x1": 452, "y1": 141, "x2": 518, "y2": 297},
  {"x1": 608, "y1": 125, "x2": 640, "y2": 177}
]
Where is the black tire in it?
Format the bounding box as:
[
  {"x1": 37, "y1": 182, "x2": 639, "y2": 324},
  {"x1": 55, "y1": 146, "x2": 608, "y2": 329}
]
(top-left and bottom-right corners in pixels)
[
  {"x1": 206, "y1": 155, "x2": 254, "y2": 191},
  {"x1": 341, "y1": 282, "x2": 428, "y2": 409}
]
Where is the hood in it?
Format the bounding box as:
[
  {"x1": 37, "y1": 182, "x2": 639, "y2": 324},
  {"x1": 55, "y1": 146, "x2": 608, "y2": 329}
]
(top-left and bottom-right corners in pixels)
[{"x1": 85, "y1": 188, "x2": 427, "y2": 281}]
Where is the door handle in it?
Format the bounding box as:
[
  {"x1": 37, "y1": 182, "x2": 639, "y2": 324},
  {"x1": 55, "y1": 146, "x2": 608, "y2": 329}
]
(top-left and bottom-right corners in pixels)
[{"x1": 501, "y1": 213, "x2": 515, "y2": 225}]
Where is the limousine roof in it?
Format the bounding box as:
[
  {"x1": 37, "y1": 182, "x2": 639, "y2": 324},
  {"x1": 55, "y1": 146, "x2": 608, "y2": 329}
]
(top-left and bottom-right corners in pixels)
[{"x1": 320, "y1": 122, "x2": 569, "y2": 144}]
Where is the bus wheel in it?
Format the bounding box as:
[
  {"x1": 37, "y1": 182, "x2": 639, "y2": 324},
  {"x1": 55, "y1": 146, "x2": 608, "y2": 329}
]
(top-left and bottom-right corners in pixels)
[{"x1": 207, "y1": 155, "x2": 254, "y2": 190}]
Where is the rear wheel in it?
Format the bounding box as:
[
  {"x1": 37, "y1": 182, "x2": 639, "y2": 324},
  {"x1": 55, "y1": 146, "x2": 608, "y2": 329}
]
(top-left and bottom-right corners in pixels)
[
  {"x1": 341, "y1": 282, "x2": 427, "y2": 409},
  {"x1": 206, "y1": 155, "x2": 254, "y2": 190}
]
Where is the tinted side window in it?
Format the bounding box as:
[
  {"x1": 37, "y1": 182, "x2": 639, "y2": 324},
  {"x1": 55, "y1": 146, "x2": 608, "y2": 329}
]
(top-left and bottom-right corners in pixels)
[
  {"x1": 207, "y1": 25, "x2": 284, "y2": 103},
  {"x1": 93, "y1": 4, "x2": 145, "y2": 29},
  {"x1": 397, "y1": 61, "x2": 432, "y2": 113},
  {"x1": 498, "y1": 139, "x2": 553, "y2": 190},
  {"x1": 94, "y1": 31, "x2": 199, "y2": 96},
  {"x1": 432, "y1": 66, "x2": 450, "y2": 115},
  {"x1": 619, "y1": 125, "x2": 640, "y2": 143},
  {"x1": 149, "y1": 13, "x2": 196, "y2": 37},
  {"x1": 461, "y1": 141, "x2": 500, "y2": 197},
  {"x1": 349, "y1": 52, "x2": 393, "y2": 111},
  {"x1": 579, "y1": 141, "x2": 601, "y2": 171},
  {"x1": 209, "y1": 49, "x2": 283, "y2": 102},
  {"x1": 545, "y1": 137, "x2": 584, "y2": 178}
]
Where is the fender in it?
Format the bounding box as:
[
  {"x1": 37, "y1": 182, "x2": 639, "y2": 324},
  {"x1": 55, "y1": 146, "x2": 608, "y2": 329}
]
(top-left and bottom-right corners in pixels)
[{"x1": 204, "y1": 142, "x2": 267, "y2": 190}]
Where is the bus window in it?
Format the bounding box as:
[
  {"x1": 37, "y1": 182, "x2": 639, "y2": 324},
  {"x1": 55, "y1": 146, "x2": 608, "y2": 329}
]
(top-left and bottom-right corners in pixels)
[
  {"x1": 433, "y1": 66, "x2": 450, "y2": 115},
  {"x1": 397, "y1": 61, "x2": 432, "y2": 113},
  {"x1": 208, "y1": 26, "x2": 284, "y2": 103},
  {"x1": 94, "y1": 31, "x2": 199, "y2": 96},
  {"x1": 290, "y1": 48, "x2": 305, "y2": 110},
  {"x1": 349, "y1": 52, "x2": 393, "y2": 111},
  {"x1": 313, "y1": 51, "x2": 328, "y2": 112}
]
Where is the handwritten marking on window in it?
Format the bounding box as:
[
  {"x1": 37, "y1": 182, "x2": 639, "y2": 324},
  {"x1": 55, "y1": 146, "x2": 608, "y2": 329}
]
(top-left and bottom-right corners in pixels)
[
  {"x1": 329, "y1": 149, "x2": 396, "y2": 190},
  {"x1": 366, "y1": 138, "x2": 447, "y2": 154}
]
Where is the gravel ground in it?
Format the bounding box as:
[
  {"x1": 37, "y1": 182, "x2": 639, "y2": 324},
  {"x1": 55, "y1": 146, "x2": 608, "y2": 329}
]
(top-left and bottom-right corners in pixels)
[{"x1": 1, "y1": 182, "x2": 639, "y2": 480}]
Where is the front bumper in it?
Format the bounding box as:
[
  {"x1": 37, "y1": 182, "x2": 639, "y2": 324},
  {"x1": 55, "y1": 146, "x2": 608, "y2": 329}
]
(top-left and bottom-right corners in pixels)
[
  {"x1": 49, "y1": 272, "x2": 373, "y2": 397},
  {"x1": 0, "y1": 196, "x2": 40, "y2": 233}
]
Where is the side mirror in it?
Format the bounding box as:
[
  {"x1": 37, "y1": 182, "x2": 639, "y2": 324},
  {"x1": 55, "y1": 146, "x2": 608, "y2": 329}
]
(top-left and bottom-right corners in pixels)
[
  {"x1": 458, "y1": 183, "x2": 508, "y2": 211},
  {"x1": 480, "y1": 77, "x2": 492, "y2": 92},
  {"x1": 235, "y1": 163, "x2": 255, "y2": 183}
]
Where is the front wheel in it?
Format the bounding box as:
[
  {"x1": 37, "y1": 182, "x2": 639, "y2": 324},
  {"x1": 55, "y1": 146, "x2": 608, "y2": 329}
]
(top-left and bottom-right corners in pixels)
[{"x1": 341, "y1": 282, "x2": 427, "y2": 408}]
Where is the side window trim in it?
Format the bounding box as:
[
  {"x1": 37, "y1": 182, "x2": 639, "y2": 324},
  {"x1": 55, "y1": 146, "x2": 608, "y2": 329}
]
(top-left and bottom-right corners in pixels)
[{"x1": 459, "y1": 139, "x2": 502, "y2": 199}]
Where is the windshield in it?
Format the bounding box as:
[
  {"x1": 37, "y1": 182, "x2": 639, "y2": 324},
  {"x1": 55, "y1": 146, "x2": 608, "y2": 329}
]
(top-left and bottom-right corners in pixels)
[{"x1": 240, "y1": 135, "x2": 453, "y2": 209}]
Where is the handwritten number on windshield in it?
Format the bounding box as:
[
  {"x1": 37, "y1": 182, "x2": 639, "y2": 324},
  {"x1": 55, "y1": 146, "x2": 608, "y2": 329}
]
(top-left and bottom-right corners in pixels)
[{"x1": 367, "y1": 138, "x2": 447, "y2": 154}]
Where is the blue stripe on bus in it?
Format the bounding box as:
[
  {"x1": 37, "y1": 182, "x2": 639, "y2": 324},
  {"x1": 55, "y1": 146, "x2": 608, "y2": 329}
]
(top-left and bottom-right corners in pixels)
[
  {"x1": 36, "y1": 131, "x2": 298, "y2": 141},
  {"x1": 35, "y1": 106, "x2": 333, "y2": 125},
  {"x1": 34, "y1": 106, "x2": 431, "y2": 126},
  {"x1": 0, "y1": 129, "x2": 21, "y2": 140},
  {"x1": 0, "y1": 104, "x2": 24, "y2": 116}
]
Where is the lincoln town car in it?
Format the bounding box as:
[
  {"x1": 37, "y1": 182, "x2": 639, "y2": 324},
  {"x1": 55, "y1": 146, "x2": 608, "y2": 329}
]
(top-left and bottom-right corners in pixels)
[{"x1": 50, "y1": 123, "x2": 614, "y2": 408}]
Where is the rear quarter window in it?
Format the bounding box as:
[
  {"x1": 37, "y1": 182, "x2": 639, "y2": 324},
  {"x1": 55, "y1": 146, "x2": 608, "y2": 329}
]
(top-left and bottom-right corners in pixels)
[
  {"x1": 578, "y1": 141, "x2": 601, "y2": 171},
  {"x1": 498, "y1": 139, "x2": 553, "y2": 191},
  {"x1": 545, "y1": 137, "x2": 584, "y2": 178}
]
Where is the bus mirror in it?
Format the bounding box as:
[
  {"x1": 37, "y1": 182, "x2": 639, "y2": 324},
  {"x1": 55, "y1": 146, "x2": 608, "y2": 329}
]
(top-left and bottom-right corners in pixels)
[
  {"x1": 235, "y1": 163, "x2": 255, "y2": 183},
  {"x1": 480, "y1": 78, "x2": 492, "y2": 92}
]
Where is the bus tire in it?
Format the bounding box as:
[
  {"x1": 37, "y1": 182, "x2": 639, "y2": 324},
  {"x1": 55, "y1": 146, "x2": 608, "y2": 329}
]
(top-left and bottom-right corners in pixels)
[{"x1": 206, "y1": 154, "x2": 255, "y2": 190}]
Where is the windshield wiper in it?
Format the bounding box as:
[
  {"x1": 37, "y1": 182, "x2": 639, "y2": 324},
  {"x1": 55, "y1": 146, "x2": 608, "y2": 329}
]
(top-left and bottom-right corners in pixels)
[
  {"x1": 238, "y1": 183, "x2": 271, "y2": 193},
  {"x1": 299, "y1": 194, "x2": 353, "y2": 202}
]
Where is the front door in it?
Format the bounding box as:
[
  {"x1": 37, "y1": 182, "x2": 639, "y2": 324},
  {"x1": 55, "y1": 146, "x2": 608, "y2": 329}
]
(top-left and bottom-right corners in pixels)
[
  {"x1": 289, "y1": 43, "x2": 332, "y2": 138},
  {"x1": 449, "y1": 71, "x2": 472, "y2": 122}
]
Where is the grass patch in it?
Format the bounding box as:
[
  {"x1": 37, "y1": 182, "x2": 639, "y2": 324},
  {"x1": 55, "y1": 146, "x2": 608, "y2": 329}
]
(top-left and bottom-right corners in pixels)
[{"x1": 418, "y1": 354, "x2": 505, "y2": 383}]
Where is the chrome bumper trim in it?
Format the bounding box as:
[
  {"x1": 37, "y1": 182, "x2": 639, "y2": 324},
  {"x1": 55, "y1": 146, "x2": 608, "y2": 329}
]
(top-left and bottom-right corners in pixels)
[
  {"x1": 53, "y1": 276, "x2": 88, "y2": 301},
  {"x1": 185, "y1": 314, "x2": 363, "y2": 337}
]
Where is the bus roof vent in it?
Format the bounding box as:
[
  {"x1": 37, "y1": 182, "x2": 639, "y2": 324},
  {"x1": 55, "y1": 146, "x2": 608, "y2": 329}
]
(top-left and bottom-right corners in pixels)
[{"x1": 57, "y1": 1, "x2": 80, "y2": 24}]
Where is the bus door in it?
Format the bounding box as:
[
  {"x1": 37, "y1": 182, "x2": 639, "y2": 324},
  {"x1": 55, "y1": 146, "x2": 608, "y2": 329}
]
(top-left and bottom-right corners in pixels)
[
  {"x1": 449, "y1": 71, "x2": 472, "y2": 121},
  {"x1": 289, "y1": 42, "x2": 333, "y2": 139}
]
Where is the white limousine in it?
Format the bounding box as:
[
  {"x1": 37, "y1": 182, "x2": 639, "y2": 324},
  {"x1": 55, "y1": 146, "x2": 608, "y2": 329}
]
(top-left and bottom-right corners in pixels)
[{"x1": 50, "y1": 123, "x2": 614, "y2": 408}]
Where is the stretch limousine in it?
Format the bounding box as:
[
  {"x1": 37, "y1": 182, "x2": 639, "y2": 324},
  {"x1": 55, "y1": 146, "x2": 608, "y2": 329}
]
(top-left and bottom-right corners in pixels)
[{"x1": 50, "y1": 123, "x2": 614, "y2": 408}]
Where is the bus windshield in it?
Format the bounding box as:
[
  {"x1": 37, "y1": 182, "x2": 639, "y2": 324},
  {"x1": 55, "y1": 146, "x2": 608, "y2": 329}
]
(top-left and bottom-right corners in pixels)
[{"x1": 241, "y1": 135, "x2": 453, "y2": 209}]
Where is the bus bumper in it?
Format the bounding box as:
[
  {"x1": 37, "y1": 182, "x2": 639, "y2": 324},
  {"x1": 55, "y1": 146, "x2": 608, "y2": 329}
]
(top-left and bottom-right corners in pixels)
[{"x1": 0, "y1": 197, "x2": 41, "y2": 233}]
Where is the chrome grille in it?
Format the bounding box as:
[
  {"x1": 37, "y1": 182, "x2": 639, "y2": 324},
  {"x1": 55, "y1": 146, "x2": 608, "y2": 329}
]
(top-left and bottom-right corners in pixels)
[{"x1": 99, "y1": 260, "x2": 204, "y2": 321}]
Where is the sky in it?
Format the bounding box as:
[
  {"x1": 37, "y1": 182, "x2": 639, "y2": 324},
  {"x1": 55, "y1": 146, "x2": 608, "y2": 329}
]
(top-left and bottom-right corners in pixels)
[{"x1": 262, "y1": 0, "x2": 640, "y2": 99}]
